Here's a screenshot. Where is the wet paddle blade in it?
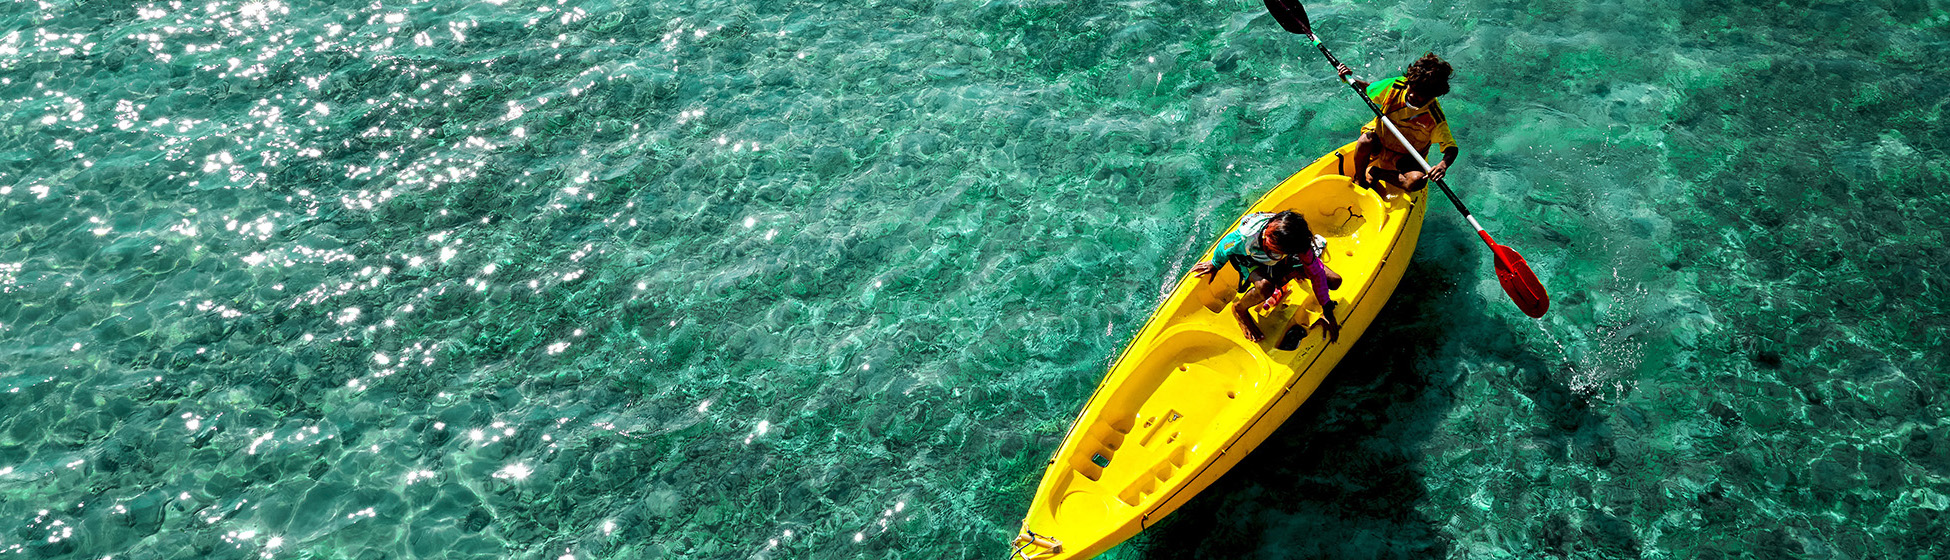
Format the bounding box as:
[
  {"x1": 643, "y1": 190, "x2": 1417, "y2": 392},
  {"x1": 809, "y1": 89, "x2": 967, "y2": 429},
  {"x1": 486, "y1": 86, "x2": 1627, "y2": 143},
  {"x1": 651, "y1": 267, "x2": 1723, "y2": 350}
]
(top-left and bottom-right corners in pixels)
[
  {"x1": 1492, "y1": 244, "x2": 1550, "y2": 318},
  {"x1": 1263, "y1": 0, "x2": 1312, "y2": 35}
]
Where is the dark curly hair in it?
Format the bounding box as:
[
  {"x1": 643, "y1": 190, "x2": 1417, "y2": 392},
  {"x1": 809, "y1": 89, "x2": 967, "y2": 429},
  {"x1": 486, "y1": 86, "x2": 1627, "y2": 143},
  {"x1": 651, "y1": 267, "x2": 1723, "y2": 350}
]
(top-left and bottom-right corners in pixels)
[
  {"x1": 1402, "y1": 53, "x2": 1452, "y2": 98},
  {"x1": 1266, "y1": 211, "x2": 1313, "y2": 257}
]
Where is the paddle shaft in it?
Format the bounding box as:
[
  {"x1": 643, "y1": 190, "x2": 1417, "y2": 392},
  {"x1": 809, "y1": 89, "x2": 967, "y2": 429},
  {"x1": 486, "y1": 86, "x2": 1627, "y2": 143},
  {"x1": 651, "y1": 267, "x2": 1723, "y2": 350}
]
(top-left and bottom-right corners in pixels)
[
  {"x1": 1298, "y1": 34, "x2": 1500, "y2": 247},
  {"x1": 1265, "y1": 0, "x2": 1547, "y2": 316}
]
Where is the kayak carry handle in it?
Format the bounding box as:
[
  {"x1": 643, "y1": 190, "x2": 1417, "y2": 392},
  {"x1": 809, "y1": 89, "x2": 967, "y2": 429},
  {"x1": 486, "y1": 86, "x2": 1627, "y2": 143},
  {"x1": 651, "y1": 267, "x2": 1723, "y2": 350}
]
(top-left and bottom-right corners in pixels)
[{"x1": 1010, "y1": 531, "x2": 1064, "y2": 559}]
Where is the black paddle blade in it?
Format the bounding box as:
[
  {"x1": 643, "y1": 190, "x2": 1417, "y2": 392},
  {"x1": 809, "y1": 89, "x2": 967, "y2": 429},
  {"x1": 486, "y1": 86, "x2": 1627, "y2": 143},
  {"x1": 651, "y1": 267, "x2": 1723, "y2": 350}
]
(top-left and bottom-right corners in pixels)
[{"x1": 1264, "y1": 0, "x2": 1312, "y2": 35}]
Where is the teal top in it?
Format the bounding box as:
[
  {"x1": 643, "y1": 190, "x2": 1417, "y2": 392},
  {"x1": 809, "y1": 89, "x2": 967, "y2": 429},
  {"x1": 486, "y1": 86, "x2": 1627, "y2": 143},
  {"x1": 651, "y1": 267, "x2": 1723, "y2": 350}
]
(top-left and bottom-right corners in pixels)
[
  {"x1": 1205, "y1": 213, "x2": 1335, "y2": 307},
  {"x1": 1205, "y1": 213, "x2": 1282, "y2": 270}
]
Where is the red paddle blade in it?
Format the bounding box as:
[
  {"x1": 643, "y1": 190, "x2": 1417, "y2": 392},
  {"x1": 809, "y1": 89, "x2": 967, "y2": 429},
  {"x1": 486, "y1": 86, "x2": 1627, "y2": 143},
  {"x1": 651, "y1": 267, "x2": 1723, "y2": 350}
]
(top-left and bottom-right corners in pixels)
[{"x1": 1492, "y1": 244, "x2": 1549, "y2": 318}]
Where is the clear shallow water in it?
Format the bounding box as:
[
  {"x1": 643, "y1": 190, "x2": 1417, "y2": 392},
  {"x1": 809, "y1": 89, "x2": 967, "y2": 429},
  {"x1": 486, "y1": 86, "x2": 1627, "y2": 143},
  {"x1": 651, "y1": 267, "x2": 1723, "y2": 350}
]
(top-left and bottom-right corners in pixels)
[{"x1": 0, "y1": 0, "x2": 1945, "y2": 557}]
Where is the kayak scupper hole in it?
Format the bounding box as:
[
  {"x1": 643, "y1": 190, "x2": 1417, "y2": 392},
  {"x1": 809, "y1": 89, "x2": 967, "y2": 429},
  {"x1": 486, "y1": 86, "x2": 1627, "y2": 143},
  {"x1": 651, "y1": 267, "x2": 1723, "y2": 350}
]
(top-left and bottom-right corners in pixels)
[
  {"x1": 1091, "y1": 453, "x2": 1111, "y2": 469},
  {"x1": 1227, "y1": 391, "x2": 1236, "y2": 399}
]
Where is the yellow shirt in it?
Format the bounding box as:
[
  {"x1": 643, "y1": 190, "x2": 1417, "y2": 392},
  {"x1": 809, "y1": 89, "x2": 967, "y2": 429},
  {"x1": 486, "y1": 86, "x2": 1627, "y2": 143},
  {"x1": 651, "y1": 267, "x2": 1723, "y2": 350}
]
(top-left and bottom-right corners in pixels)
[{"x1": 1359, "y1": 77, "x2": 1456, "y2": 155}]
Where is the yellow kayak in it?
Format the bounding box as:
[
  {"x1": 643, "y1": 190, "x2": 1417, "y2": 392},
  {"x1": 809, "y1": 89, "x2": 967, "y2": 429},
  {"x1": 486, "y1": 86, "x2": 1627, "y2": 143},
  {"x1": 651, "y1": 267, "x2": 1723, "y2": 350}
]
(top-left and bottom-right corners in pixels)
[{"x1": 1009, "y1": 142, "x2": 1427, "y2": 559}]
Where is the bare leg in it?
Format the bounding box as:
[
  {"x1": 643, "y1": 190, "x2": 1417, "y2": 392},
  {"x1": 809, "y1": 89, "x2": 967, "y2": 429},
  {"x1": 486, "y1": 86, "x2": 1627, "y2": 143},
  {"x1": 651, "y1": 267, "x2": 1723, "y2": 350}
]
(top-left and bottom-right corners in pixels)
[
  {"x1": 1351, "y1": 132, "x2": 1381, "y2": 189},
  {"x1": 1234, "y1": 278, "x2": 1276, "y2": 342},
  {"x1": 1400, "y1": 169, "x2": 1429, "y2": 192},
  {"x1": 1366, "y1": 167, "x2": 1428, "y2": 192}
]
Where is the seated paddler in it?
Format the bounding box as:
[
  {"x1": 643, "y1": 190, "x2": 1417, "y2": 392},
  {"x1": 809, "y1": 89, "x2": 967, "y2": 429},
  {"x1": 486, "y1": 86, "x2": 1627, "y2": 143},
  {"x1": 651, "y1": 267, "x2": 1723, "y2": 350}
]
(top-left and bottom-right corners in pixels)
[
  {"x1": 1190, "y1": 210, "x2": 1344, "y2": 344},
  {"x1": 1335, "y1": 53, "x2": 1458, "y2": 193}
]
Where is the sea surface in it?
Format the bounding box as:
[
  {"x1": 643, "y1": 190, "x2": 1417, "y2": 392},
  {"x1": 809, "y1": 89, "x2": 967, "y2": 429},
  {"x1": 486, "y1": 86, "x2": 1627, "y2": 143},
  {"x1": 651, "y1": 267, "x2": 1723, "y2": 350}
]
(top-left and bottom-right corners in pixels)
[{"x1": 1, "y1": 0, "x2": 1946, "y2": 558}]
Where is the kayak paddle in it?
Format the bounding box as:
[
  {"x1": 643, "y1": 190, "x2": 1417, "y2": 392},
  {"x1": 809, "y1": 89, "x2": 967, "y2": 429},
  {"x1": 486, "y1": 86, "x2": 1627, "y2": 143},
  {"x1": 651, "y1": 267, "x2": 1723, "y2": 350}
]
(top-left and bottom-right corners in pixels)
[{"x1": 1263, "y1": 0, "x2": 1550, "y2": 318}]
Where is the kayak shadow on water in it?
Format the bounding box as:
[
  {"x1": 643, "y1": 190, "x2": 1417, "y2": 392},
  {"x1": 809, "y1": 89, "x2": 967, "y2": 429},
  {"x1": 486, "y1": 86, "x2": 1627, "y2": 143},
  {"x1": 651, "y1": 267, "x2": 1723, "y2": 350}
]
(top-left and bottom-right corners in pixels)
[{"x1": 1126, "y1": 216, "x2": 1571, "y2": 559}]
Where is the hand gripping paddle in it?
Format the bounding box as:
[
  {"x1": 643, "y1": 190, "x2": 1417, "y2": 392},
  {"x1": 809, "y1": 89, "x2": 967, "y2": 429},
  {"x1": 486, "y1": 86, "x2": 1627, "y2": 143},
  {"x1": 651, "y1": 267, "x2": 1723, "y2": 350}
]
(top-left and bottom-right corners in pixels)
[{"x1": 1264, "y1": 0, "x2": 1550, "y2": 318}]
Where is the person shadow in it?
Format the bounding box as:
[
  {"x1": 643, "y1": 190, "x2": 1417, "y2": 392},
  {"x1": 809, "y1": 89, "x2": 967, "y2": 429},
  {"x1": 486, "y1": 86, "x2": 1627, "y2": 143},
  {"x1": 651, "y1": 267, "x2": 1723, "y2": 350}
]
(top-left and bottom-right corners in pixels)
[{"x1": 1127, "y1": 215, "x2": 1580, "y2": 559}]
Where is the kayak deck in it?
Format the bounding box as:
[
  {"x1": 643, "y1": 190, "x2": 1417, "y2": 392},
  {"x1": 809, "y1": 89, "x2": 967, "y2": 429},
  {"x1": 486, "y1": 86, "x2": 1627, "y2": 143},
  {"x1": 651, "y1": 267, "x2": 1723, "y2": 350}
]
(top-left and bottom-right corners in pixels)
[{"x1": 1012, "y1": 143, "x2": 1426, "y2": 559}]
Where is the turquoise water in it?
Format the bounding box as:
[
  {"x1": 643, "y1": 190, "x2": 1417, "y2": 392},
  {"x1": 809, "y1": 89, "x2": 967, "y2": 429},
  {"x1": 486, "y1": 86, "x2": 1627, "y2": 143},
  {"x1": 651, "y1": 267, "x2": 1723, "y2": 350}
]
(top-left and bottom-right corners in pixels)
[{"x1": 1, "y1": 0, "x2": 1946, "y2": 557}]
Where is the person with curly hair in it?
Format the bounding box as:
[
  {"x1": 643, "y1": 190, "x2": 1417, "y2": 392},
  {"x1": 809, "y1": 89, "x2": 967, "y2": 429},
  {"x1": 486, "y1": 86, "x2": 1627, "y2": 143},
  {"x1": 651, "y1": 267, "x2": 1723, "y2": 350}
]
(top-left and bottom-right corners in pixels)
[
  {"x1": 1190, "y1": 210, "x2": 1344, "y2": 344},
  {"x1": 1333, "y1": 53, "x2": 1458, "y2": 192}
]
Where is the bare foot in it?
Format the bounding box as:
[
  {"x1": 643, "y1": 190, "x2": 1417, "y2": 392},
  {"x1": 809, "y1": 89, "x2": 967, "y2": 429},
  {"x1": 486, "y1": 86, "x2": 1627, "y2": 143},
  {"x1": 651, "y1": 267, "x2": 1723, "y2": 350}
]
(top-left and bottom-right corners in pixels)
[
  {"x1": 1355, "y1": 170, "x2": 1381, "y2": 191},
  {"x1": 1238, "y1": 317, "x2": 1265, "y2": 342}
]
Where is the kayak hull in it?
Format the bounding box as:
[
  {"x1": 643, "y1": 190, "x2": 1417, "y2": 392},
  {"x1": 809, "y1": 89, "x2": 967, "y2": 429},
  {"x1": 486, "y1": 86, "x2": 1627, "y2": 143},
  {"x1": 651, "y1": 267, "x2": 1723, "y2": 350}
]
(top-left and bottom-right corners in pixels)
[{"x1": 1011, "y1": 143, "x2": 1427, "y2": 559}]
